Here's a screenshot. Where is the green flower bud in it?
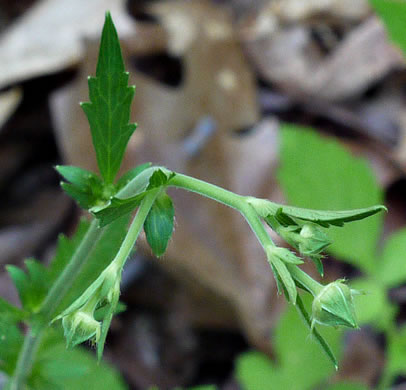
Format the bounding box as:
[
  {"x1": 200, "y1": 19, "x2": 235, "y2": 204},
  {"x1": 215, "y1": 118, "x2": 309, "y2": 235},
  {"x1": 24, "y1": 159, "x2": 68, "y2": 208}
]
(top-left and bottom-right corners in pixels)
[
  {"x1": 298, "y1": 224, "x2": 331, "y2": 256},
  {"x1": 62, "y1": 309, "x2": 101, "y2": 348},
  {"x1": 312, "y1": 280, "x2": 358, "y2": 329}
]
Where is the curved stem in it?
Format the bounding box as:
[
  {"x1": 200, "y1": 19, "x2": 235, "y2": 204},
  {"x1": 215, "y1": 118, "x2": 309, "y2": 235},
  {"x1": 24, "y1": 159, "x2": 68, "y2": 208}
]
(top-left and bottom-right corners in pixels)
[
  {"x1": 111, "y1": 189, "x2": 159, "y2": 270},
  {"x1": 9, "y1": 329, "x2": 42, "y2": 390},
  {"x1": 10, "y1": 219, "x2": 103, "y2": 390}
]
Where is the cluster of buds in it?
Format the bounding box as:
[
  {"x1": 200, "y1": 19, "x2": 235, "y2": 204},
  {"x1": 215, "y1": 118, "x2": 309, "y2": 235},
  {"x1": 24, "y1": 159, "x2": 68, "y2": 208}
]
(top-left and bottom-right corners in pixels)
[
  {"x1": 54, "y1": 261, "x2": 121, "y2": 348},
  {"x1": 264, "y1": 216, "x2": 359, "y2": 330}
]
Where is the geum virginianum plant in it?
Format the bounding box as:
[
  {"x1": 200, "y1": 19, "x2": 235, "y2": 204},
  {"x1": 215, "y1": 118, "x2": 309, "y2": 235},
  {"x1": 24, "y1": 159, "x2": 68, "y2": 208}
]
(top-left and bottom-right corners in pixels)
[{"x1": 5, "y1": 12, "x2": 386, "y2": 390}]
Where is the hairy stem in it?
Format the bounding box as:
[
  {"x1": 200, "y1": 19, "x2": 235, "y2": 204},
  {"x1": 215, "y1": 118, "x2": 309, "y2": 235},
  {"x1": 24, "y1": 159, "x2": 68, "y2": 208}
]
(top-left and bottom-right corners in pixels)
[
  {"x1": 10, "y1": 218, "x2": 103, "y2": 390},
  {"x1": 112, "y1": 189, "x2": 159, "y2": 270},
  {"x1": 9, "y1": 329, "x2": 43, "y2": 390}
]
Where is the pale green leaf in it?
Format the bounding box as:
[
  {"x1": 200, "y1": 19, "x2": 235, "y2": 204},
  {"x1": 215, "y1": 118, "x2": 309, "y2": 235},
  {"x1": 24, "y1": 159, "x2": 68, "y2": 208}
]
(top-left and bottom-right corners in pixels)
[
  {"x1": 378, "y1": 228, "x2": 406, "y2": 287},
  {"x1": 370, "y1": 0, "x2": 406, "y2": 56}
]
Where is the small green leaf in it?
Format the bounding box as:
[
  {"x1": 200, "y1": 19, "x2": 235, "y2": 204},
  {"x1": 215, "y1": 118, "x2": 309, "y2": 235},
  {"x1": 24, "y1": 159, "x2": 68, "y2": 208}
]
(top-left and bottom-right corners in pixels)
[
  {"x1": 278, "y1": 125, "x2": 385, "y2": 274},
  {"x1": 144, "y1": 192, "x2": 175, "y2": 257},
  {"x1": 378, "y1": 228, "x2": 406, "y2": 288},
  {"x1": 81, "y1": 12, "x2": 137, "y2": 184},
  {"x1": 6, "y1": 259, "x2": 49, "y2": 312},
  {"x1": 56, "y1": 165, "x2": 104, "y2": 209},
  {"x1": 0, "y1": 298, "x2": 26, "y2": 322},
  {"x1": 370, "y1": 0, "x2": 406, "y2": 56}
]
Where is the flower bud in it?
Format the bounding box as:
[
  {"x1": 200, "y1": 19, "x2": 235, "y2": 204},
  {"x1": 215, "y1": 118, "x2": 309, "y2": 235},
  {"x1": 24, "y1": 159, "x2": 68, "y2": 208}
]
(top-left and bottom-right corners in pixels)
[
  {"x1": 312, "y1": 280, "x2": 358, "y2": 329},
  {"x1": 62, "y1": 310, "x2": 101, "y2": 348},
  {"x1": 298, "y1": 224, "x2": 331, "y2": 256}
]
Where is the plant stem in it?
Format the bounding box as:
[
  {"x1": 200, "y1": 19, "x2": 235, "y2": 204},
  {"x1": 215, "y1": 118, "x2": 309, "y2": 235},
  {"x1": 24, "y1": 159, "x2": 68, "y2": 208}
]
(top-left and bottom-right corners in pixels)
[
  {"x1": 112, "y1": 189, "x2": 159, "y2": 270},
  {"x1": 170, "y1": 173, "x2": 323, "y2": 295},
  {"x1": 170, "y1": 173, "x2": 245, "y2": 210},
  {"x1": 10, "y1": 218, "x2": 103, "y2": 390},
  {"x1": 9, "y1": 329, "x2": 43, "y2": 390}
]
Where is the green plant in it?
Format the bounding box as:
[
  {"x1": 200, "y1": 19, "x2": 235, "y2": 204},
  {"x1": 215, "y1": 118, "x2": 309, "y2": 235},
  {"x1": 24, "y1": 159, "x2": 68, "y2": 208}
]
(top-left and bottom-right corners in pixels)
[
  {"x1": 235, "y1": 125, "x2": 406, "y2": 389},
  {"x1": 0, "y1": 12, "x2": 386, "y2": 390}
]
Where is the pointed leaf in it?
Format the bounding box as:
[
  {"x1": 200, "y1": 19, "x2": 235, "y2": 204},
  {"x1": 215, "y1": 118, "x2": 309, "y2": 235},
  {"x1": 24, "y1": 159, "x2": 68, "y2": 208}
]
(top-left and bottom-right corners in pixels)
[
  {"x1": 56, "y1": 165, "x2": 104, "y2": 209},
  {"x1": 81, "y1": 12, "x2": 137, "y2": 184},
  {"x1": 144, "y1": 192, "x2": 175, "y2": 257},
  {"x1": 270, "y1": 257, "x2": 297, "y2": 303},
  {"x1": 295, "y1": 294, "x2": 338, "y2": 370}
]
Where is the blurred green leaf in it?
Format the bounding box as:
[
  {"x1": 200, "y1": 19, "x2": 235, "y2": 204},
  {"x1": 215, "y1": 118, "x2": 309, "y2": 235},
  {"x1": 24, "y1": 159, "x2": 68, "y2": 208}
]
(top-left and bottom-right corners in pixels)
[
  {"x1": 0, "y1": 318, "x2": 23, "y2": 376},
  {"x1": 378, "y1": 228, "x2": 406, "y2": 288},
  {"x1": 53, "y1": 214, "x2": 129, "y2": 316},
  {"x1": 278, "y1": 125, "x2": 383, "y2": 274},
  {"x1": 80, "y1": 12, "x2": 136, "y2": 184},
  {"x1": 28, "y1": 328, "x2": 128, "y2": 390},
  {"x1": 7, "y1": 259, "x2": 49, "y2": 312},
  {"x1": 370, "y1": 0, "x2": 406, "y2": 56},
  {"x1": 351, "y1": 278, "x2": 395, "y2": 331},
  {"x1": 144, "y1": 192, "x2": 174, "y2": 257},
  {"x1": 326, "y1": 383, "x2": 369, "y2": 390},
  {"x1": 236, "y1": 295, "x2": 341, "y2": 390}
]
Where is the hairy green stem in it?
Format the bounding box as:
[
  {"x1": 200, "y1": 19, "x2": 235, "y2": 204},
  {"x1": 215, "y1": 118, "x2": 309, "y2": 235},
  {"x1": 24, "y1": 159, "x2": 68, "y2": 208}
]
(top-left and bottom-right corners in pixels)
[
  {"x1": 111, "y1": 189, "x2": 159, "y2": 270},
  {"x1": 9, "y1": 329, "x2": 42, "y2": 390},
  {"x1": 10, "y1": 219, "x2": 103, "y2": 390},
  {"x1": 170, "y1": 173, "x2": 323, "y2": 296}
]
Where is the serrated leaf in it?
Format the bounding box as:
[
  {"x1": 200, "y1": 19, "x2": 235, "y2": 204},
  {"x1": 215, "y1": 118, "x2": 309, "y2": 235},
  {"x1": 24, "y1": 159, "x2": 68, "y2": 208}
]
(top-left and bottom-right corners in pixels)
[
  {"x1": 370, "y1": 0, "x2": 406, "y2": 56},
  {"x1": 53, "y1": 215, "x2": 129, "y2": 317},
  {"x1": 0, "y1": 298, "x2": 26, "y2": 322},
  {"x1": 144, "y1": 192, "x2": 175, "y2": 257},
  {"x1": 81, "y1": 12, "x2": 137, "y2": 184},
  {"x1": 6, "y1": 259, "x2": 50, "y2": 312},
  {"x1": 278, "y1": 125, "x2": 384, "y2": 274},
  {"x1": 378, "y1": 228, "x2": 406, "y2": 288},
  {"x1": 29, "y1": 328, "x2": 128, "y2": 390},
  {"x1": 48, "y1": 220, "x2": 90, "y2": 282},
  {"x1": 56, "y1": 165, "x2": 104, "y2": 209}
]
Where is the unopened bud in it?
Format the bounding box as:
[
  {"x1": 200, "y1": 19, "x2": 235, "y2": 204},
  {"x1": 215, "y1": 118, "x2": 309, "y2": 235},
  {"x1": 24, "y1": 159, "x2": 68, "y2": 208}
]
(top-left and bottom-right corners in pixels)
[
  {"x1": 62, "y1": 310, "x2": 101, "y2": 348},
  {"x1": 298, "y1": 224, "x2": 331, "y2": 256},
  {"x1": 312, "y1": 280, "x2": 358, "y2": 329}
]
